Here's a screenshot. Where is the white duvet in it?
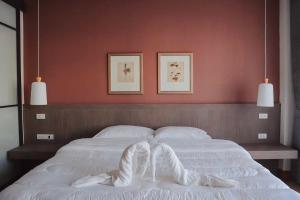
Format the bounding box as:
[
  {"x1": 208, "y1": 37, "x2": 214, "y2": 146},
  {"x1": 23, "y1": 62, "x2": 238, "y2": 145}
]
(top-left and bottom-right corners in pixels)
[{"x1": 1, "y1": 137, "x2": 300, "y2": 200}]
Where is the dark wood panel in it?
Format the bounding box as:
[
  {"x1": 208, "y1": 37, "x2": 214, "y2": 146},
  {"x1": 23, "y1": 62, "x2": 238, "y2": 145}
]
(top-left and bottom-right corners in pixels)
[
  {"x1": 7, "y1": 144, "x2": 63, "y2": 160},
  {"x1": 242, "y1": 144, "x2": 298, "y2": 160},
  {"x1": 23, "y1": 104, "x2": 280, "y2": 145}
]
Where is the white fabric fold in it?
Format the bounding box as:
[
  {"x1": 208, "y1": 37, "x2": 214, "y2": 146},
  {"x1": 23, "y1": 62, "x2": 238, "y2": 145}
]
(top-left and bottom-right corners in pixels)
[
  {"x1": 113, "y1": 140, "x2": 150, "y2": 186},
  {"x1": 72, "y1": 141, "x2": 237, "y2": 188},
  {"x1": 71, "y1": 173, "x2": 112, "y2": 188},
  {"x1": 151, "y1": 143, "x2": 238, "y2": 187},
  {"x1": 72, "y1": 141, "x2": 150, "y2": 188}
]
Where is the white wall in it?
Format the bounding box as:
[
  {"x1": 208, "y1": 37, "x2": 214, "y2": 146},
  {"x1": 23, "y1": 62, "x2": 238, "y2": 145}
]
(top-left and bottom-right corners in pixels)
[
  {"x1": 0, "y1": 107, "x2": 19, "y2": 187},
  {"x1": 279, "y1": 0, "x2": 295, "y2": 171},
  {"x1": 0, "y1": 0, "x2": 21, "y2": 189}
]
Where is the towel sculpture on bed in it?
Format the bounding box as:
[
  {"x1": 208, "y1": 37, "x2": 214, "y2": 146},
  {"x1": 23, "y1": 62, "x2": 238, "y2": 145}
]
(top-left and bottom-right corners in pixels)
[
  {"x1": 151, "y1": 143, "x2": 238, "y2": 187},
  {"x1": 72, "y1": 141, "x2": 151, "y2": 188},
  {"x1": 72, "y1": 141, "x2": 238, "y2": 188}
]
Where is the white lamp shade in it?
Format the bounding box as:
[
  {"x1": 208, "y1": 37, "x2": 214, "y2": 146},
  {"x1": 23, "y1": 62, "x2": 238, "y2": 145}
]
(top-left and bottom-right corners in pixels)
[
  {"x1": 30, "y1": 81, "x2": 47, "y2": 105},
  {"x1": 257, "y1": 83, "x2": 274, "y2": 107}
]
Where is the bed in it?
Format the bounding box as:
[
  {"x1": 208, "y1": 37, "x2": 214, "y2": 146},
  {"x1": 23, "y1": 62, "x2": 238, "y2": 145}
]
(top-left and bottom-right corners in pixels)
[{"x1": 1, "y1": 126, "x2": 299, "y2": 200}]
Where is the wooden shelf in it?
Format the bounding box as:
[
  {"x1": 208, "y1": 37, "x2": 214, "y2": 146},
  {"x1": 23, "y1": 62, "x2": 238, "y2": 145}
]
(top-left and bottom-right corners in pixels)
[
  {"x1": 242, "y1": 144, "x2": 298, "y2": 160},
  {"x1": 7, "y1": 144, "x2": 64, "y2": 161}
]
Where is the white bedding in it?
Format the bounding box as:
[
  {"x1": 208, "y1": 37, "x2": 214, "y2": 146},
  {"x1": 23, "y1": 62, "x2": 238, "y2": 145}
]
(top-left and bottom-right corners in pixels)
[{"x1": 1, "y1": 137, "x2": 299, "y2": 200}]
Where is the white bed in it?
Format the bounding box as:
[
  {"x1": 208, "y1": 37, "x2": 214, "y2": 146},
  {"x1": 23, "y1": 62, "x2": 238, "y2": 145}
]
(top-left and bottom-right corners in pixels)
[{"x1": 1, "y1": 136, "x2": 300, "y2": 200}]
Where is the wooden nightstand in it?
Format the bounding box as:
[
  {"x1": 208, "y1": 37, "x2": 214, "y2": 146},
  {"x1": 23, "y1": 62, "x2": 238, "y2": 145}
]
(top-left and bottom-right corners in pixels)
[
  {"x1": 242, "y1": 144, "x2": 298, "y2": 160},
  {"x1": 242, "y1": 144, "x2": 299, "y2": 189},
  {"x1": 8, "y1": 144, "x2": 63, "y2": 161},
  {"x1": 5, "y1": 144, "x2": 64, "y2": 186}
]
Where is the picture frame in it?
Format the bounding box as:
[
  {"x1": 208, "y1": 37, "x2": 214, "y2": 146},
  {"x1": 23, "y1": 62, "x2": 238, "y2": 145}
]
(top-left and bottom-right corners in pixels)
[
  {"x1": 158, "y1": 53, "x2": 193, "y2": 94},
  {"x1": 108, "y1": 53, "x2": 143, "y2": 94}
]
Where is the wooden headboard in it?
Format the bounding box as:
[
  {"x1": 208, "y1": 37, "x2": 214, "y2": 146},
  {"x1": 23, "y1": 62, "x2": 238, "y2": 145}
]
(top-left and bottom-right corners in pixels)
[{"x1": 23, "y1": 104, "x2": 280, "y2": 145}]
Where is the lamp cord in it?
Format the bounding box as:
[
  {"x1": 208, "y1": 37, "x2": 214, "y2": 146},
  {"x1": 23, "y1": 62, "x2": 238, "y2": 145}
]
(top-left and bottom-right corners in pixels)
[
  {"x1": 264, "y1": 0, "x2": 267, "y2": 80},
  {"x1": 37, "y1": 0, "x2": 40, "y2": 77}
]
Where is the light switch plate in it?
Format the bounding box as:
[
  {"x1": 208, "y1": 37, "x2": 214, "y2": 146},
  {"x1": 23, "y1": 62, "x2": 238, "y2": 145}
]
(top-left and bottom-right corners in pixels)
[
  {"x1": 37, "y1": 134, "x2": 54, "y2": 140},
  {"x1": 36, "y1": 113, "x2": 46, "y2": 120},
  {"x1": 259, "y1": 113, "x2": 268, "y2": 119},
  {"x1": 258, "y1": 133, "x2": 268, "y2": 140}
]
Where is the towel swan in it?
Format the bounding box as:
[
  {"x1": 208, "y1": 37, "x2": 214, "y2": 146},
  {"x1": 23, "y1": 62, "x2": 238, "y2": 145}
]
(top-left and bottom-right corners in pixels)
[
  {"x1": 72, "y1": 141, "x2": 150, "y2": 188},
  {"x1": 151, "y1": 143, "x2": 238, "y2": 187},
  {"x1": 72, "y1": 141, "x2": 237, "y2": 188}
]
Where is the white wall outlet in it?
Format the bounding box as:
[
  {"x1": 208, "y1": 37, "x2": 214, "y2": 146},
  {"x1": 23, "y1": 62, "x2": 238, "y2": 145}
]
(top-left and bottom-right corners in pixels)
[
  {"x1": 259, "y1": 113, "x2": 268, "y2": 119},
  {"x1": 258, "y1": 133, "x2": 268, "y2": 140},
  {"x1": 36, "y1": 113, "x2": 46, "y2": 120},
  {"x1": 37, "y1": 134, "x2": 54, "y2": 140}
]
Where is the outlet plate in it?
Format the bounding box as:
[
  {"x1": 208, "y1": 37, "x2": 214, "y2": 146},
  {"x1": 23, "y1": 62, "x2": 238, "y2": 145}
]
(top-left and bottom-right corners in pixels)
[
  {"x1": 259, "y1": 113, "x2": 268, "y2": 119},
  {"x1": 37, "y1": 134, "x2": 54, "y2": 140},
  {"x1": 258, "y1": 133, "x2": 267, "y2": 140},
  {"x1": 36, "y1": 113, "x2": 46, "y2": 120}
]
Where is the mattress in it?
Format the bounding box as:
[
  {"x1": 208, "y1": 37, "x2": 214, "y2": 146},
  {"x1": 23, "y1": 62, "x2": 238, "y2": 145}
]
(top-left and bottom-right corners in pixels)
[{"x1": 1, "y1": 137, "x2": 299, "y2": 200}]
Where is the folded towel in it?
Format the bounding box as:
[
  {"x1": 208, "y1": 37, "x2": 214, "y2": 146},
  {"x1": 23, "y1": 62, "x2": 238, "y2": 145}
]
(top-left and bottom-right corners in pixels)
[
  {"x1": 151, "y1": 143, "x2": 238, "y2": 187},
  {"x1": 71, "y1": 173, "x2": 112, "y2": 188},
  {"x1": 72, "y1": 141, "x2": 150, "y2": 188},
  {"x1": 113, "y1": 140, "x2": 150, "y2": 187},
  {"x1": 72, "y1": 141, "x2": 237, "y2": 188}
]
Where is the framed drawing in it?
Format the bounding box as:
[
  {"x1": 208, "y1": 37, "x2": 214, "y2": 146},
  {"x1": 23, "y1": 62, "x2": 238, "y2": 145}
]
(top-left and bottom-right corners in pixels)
[
  {"x1": 108, "y1": 53, "x2": 143, "y2": 94},
  {"x1": 158, "y1": 53, "x2": 193, "y2": 94}
]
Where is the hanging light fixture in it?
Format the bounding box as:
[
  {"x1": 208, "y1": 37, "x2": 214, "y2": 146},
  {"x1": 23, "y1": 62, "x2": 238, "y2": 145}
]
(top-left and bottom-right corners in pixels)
[
  {"x1": 257, "y1": 0, "x2": 274, "y2": 107},
  {"x1": 30, "y1": 0, "x2": 47, "y2": 105}
]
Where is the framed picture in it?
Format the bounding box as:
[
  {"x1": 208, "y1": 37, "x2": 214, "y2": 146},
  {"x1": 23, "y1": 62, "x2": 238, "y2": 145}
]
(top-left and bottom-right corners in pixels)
[
  {"x1": 158, "y1": 53, "x2": 193, "y2": 94},
  {"x1": 108, "y1": 53, "x2": 143, "y2": 94}
]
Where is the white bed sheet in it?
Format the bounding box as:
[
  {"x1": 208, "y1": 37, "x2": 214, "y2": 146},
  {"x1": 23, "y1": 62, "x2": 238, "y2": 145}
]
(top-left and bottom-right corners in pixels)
[{"x1": 1, "y1": 137, "x2": 299, "y2": 200}]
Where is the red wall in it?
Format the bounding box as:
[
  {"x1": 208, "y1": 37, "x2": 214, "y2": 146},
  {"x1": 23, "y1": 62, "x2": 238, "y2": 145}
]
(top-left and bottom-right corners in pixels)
[{"x1": 23, "y1": 0, "x2": 279, "y2": 104}]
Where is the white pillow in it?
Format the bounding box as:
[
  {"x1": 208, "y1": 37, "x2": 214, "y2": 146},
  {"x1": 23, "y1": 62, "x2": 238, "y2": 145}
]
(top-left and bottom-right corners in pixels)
[
  {"x1": 94, "y1": 125, "x2": 154, "y2": 139},
  {"x1": 154, "y1": 126, "x2": 211, "y2": 140}
]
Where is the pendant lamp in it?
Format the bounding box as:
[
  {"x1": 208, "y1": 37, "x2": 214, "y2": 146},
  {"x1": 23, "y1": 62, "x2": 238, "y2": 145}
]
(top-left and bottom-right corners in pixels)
[
  {"x1": 30, "y1": 0, "x2": 47, "y2": 105},
  {"x1": 257, "y1": 0, "x2": 274, "y2": 107}
]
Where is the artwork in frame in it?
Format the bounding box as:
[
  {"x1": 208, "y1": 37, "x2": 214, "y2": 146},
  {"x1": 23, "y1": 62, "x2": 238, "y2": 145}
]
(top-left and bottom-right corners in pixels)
[
  {"x1": 158, "y1": 53, "x2": 193, "y2": 94},
  {"x1": 108, "y1": 53, "x2": 143, "y2": 94}
]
